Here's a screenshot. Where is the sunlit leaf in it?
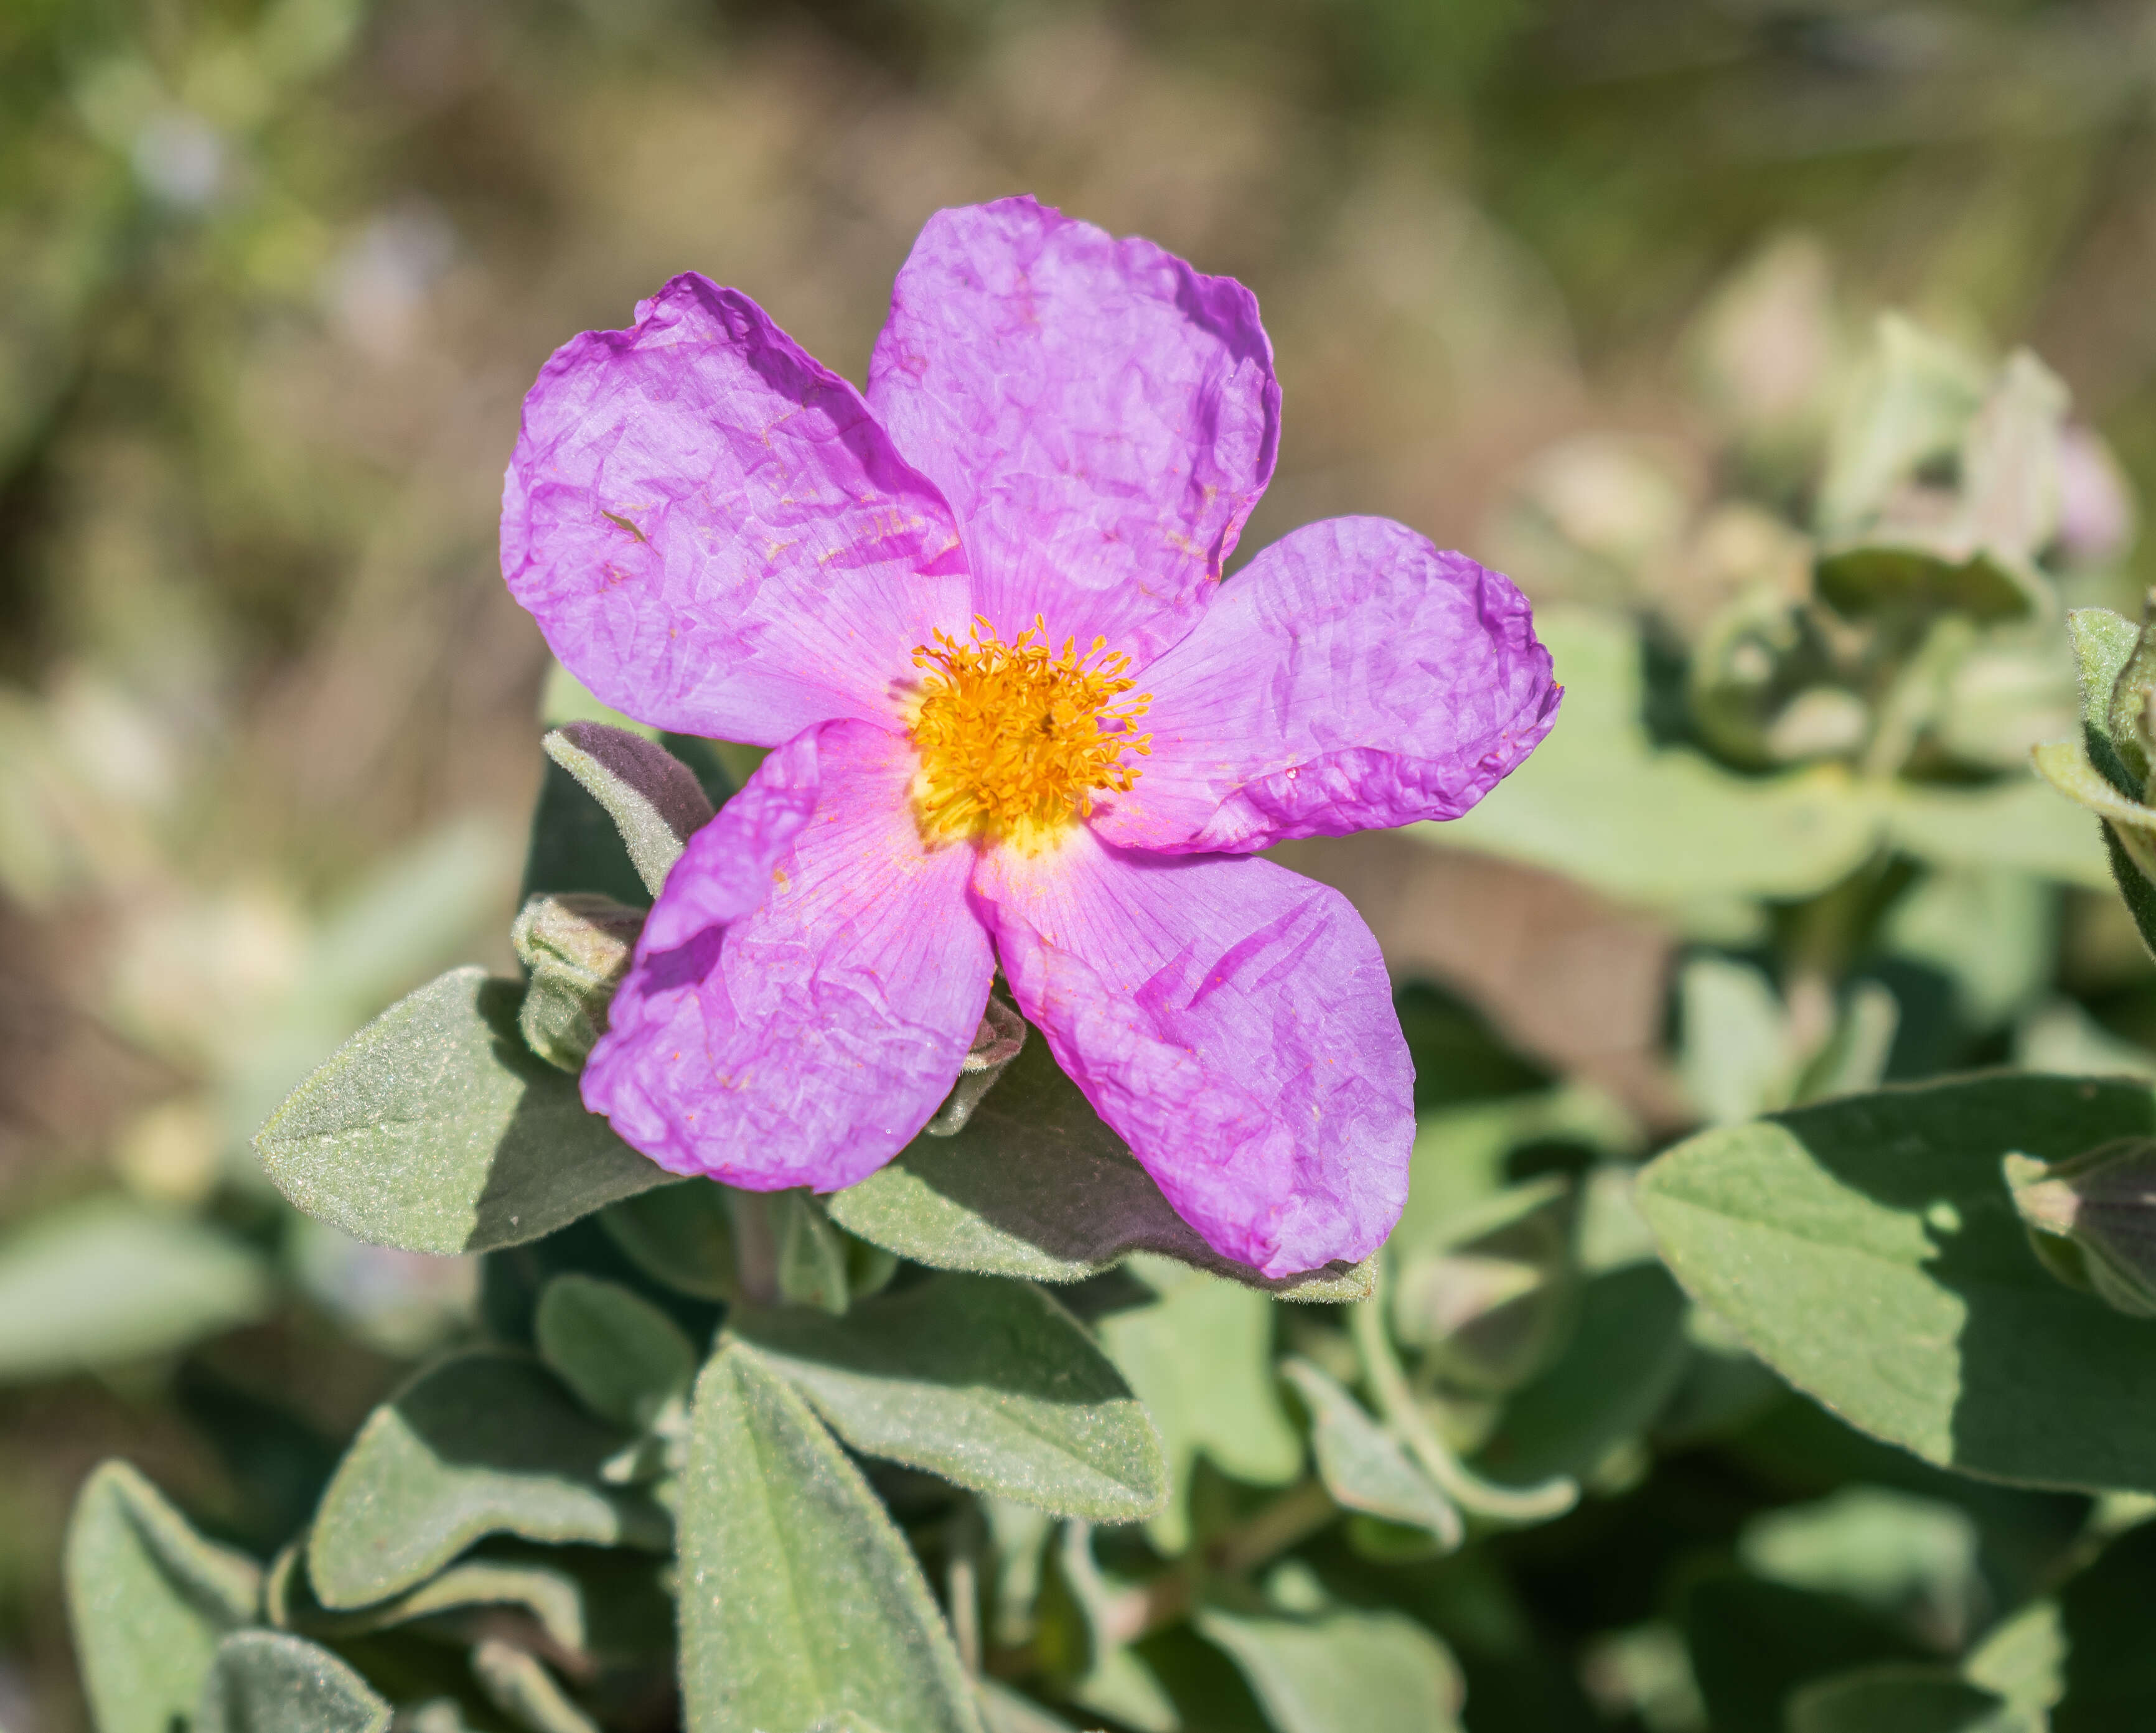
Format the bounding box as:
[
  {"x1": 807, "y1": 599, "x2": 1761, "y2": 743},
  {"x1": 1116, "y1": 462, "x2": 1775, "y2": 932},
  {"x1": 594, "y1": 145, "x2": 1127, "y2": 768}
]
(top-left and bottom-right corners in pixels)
[{"x1": 258, "y1": 966, "x2": 666, "y2": 1256}]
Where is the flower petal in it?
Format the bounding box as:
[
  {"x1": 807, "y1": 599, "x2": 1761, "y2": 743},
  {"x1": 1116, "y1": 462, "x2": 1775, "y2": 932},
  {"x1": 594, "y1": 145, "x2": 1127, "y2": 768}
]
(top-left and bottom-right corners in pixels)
[
  {"x1": 583, "y1": 719, "x2": 992, "y2": 1192},
  {"x1": 1090, "y1": 518, "x2": 1560, "y2": 853},
  {"x1": 971, "y1": 833, "x2": 1412, "y2": 1278},
  {"x1": 503, "y1": 275, "x2": 970, "y2": 745},
  {"x1": 868, "y1": 196, "x2": 1279, "y2": 664}
]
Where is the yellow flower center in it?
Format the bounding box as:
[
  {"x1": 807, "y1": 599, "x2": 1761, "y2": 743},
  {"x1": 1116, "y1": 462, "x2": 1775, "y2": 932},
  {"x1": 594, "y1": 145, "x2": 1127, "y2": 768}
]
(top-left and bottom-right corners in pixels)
[{"x1": 907, "y1": 615, "x2": 1152, "y2": 849}]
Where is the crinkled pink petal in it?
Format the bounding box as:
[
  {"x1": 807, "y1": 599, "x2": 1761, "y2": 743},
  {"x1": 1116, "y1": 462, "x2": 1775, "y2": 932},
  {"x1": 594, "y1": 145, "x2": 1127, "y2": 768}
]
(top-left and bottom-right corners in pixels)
[
  {"x1": 503, "y1": 274, "x2": 970, "y2": 745},
  {"x1": 1090, "y1": 518, "x2": 1560, "y2": 854},
  {"x1": 867, "y1": 195, "x2": 1279, "y2": 665},
  {"x1": 971, "y1": 833, "x2": 1412, "y2": 1278},
  {"x1": 582, "y1": 719, "x2": 992, "y2": 1192}
]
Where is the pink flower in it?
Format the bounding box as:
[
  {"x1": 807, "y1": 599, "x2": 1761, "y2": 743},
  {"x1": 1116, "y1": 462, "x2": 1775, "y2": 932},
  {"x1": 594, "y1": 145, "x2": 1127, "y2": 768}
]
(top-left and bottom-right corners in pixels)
[{"x1": 501, "y1": 197, "x2": 1558, "y2": 1278}]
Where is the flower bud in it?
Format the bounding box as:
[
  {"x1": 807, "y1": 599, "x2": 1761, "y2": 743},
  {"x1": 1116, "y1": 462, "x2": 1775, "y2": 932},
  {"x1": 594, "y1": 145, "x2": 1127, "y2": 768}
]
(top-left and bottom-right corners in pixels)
[
  {"x1": 512, "y1": 892, "x2": 644, "y2": 1072},
  {"x1": 2004, "y1": 1141, "x2": 2156, "y2": 1319},
  {"x1": 923, "y1": 993, "x2": 1028, "y2": 1136}
]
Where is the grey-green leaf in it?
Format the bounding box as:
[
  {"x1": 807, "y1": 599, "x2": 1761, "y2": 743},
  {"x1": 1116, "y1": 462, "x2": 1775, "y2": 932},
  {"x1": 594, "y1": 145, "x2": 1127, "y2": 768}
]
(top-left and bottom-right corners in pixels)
[
  {"x1": 1638, "y1": 1073, "x2": 2156, "y2": 1492},
  {"x1": 827, "y1": 1035, "x2": 1369, "y2": 1302},
  {"x1": 1280, "y1": 1358, "x2": 1458, "y2": 1546},
  {"x1": 601, "y1": 1179, "x2": 739, "y2": 1301},
  {"x1": 678, "y1": 1341, "x2": 982, "y2": 1733},
  {"x1": 0, "y1": 1198, "x2": 271, "y2": 1381},
  {"x1": 309, "y1": 1350, "x2": 668, "y2": 1609},
  {"x1": 471, "y1": 1638, "x2": 602, "y2": 1733},
  {"x1": 535, "y1": 1274, "x2": 698, "y2": 1429},
  {"x1": 257, "y1": 966, "x2": 666, "y2": 1255},
  {"x1": 731, "y1": 1274, "x2": 1166, "y2": 1522},
  {"x1": 65, "y1": 1460, "x2": 262, "y2": 1733},
  {"x1": 1097, "y1": 1257, "x2": 1302, "y2": 1552},
  {"x1": 196, "y1": 1630, "x2": 393, "y2": 1733},
  {"x1": 1196, "y1": 1602, "x2": 1465, "y2": 1733},
  {"x1": 543, "y1": 722, "x2": 715, "y2": 897},
  {"x1": 1787, "y1": 1667, "x2": 2025, "y2": 1733}
]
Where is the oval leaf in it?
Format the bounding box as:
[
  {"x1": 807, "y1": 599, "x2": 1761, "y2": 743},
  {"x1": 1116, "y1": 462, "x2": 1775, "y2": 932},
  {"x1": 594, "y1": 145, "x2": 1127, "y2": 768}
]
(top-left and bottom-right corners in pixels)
[
  {"x1": 827, "y1": 1036, "x2": 1369, "y2": 1302},
  {"x1": 197, "y1": 1631, "x2": 392, "y2": 1733},
  {"x1": 1638, "y1": 1073, "x2": 2156, "y2": 1492},
  {"x1": 1280, "y1": 1358, "x2": 1458, "y2": 1546},
  {"x1": 0, "y1": 1198, "x2": 270, "y2": 1381},
  {"x1": 257, "y1": 966, "x2": 665, "y2": 1256},
  {"x1": 731, "y1": 1274, "x2": 1166, "y2": 1521},
  {"x1": 541, "y1": 722, "x2": 716, "y2": 897},
  {"x1": 680, "y1": 1341, "x2": 982, "y2": 1733},
  {"x1": 65, "y1": 1460, "x2": 261, "y2": 1733},
  {"x1": 601, "y1": 1180, "x2": 739, "y2": 1301},
  {"x1": 309, "y1": 1350, "x2": 668, "y2": 1609},
  {"x1": 1196, "y1": 1602, "x2": 1464, "y2": 1733},
  {"x1": 1787, "y1": 1668, "x2": 2022, "y2": 1733},
  {"x1": 536, "y1": 1274, "x2": 698, "y2": 1429}
]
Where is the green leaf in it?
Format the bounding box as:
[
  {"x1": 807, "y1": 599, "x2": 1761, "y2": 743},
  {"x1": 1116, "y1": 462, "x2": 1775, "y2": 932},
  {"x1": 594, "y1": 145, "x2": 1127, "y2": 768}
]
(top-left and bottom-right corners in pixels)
[
  {"x1": 308, "y1": 1350, "x2": 669, "y2": 1609},
  {"x1": 827, "y1": 1035, "x2": 1370, "y2": 1302},
  {"x1": 196, "y1": 1630, "x2": 393, "y2": 1733},
  {"x1": 65, "y1": 1460, "x2": 262, "y2": 1733},
  {"x1": 542, "y1": 723, "x2": 715, "y2": 898},
  {"x1": 1740, "y1": 1488, "x2": 1983, "y2": 1649},
  {"x1": 978, "y1": 1679, "x2": 1081, "y2": 1732},
  {"x1": 471, "y1": 1637, "x2": 602, "y2": 1733},
  {"x1": 678, "y1": 1340, "x2": 982, "y2": 1733},
  {"x1": 730, "y1": 1273, "x2": 1166, "y2": 1522},
  {"x1": 1195, "y1": 1600, "x2": 1465, "y2": 1733},
  {"x1": 0, "y1": 1197, "x2": 270, "y2": 1380},
  {"x1": 1472, "y1": 1262, "x2": 1690, "y2": 1487},
  {"x1": 1787, "y1": 1668, "x2": 2023, "y2": 1733},
  {"x1": 535, "y1": 1274, "x2": 697, "y2": 1429},
  {"x1": 2053, "y1": 1518, "x2": 2156, "y2": 1730},
  {"x1": 600, "y1": 1179, "x2": 739, "y2": 1301},
  {"x1": 1637, "y1": 1073, "x2": 2156, "y2": 1492},
  {"x1": 1435, "y1": 607, "x2": 1881, "y2": 907},
  {"x1": 1097, "y1": 1257, "x2": 1302, "y2": 1553},
  {"x1": 1817, "y1": 314, "x2": 1989, "y2": 537},
  {"x1": 2068, "y1": 605, "x2": 2142, "y2": 796},
  {"x1": 1682, "y1": 1573, "x2": 1929, "y2": 1732},
  {"x1": 258, "y1": 966, "x2": 667, "y2": 1256},
  {"x1": 1279, "y1": 1358, "x2": 1458, "y2": 1547},
  {"x1": 269, "y1": 1538, "x2": 673, "y2": 1665},
  {"x1": 777, "y1": 1192, "x2": 851, "y2": 1314}
]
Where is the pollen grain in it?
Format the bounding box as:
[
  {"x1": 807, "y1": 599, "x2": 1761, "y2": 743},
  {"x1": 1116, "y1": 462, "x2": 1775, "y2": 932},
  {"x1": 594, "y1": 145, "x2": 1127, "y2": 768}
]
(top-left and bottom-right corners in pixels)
[{"x1": 907, "y1": 615, "x2": 1151, "y2": 848}]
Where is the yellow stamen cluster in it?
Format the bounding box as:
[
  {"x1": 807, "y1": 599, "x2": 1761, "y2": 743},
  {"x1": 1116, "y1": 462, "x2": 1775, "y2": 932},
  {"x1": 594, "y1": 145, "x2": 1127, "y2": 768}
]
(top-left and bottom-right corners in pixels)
[{"x1": 907, "y1": 615, "x2": 1152, "y2": 848}]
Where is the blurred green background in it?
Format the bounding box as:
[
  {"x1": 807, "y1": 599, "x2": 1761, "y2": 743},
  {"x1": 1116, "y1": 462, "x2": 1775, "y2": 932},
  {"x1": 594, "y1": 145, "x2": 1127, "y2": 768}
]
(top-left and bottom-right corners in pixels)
[{"x1": 10, "y1": 0, "x2": 2156, "y2": 1727}]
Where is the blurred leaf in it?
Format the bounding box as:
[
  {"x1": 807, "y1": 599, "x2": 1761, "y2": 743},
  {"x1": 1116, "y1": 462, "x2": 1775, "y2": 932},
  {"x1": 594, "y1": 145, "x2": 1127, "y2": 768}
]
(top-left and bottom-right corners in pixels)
[
  {"x1": 309, "y1": 1350, "x2": 668, "y2": 1609},
  {"x1": 1963, "y1": 1599, "x2": 2065, "y2": 1719},
  {"x1": 1787, "y1": 1667, "x2": 2023, "y2": 1733},
  {"x1": 0, "y1": 1197, "x2": 271, "y2": 1380},
  {"x1": 1814, "y1": 544, "x2": 2040, "y2": 624},
  {"x1": 1679, "y1": 955, "x2": 1791, "y2": 1124},
  {"x1": 2053, "y1": 1518, "x2": 2156, "y2": 1730},
  {"x1": 257, "y1": 966, "x2": 666, "y2": 1256},
  {"x1": 1195, "y1": 1600, "x2": 1465, "y2": 1733},
  {"x1": 1097, "y1": 1258, "x2": 1302, "y2": 1552},
  {"x1": 1740, "y1": 1488, "x2": 1984, "y2": 1650},
  {"x1": 535, "y1": 1274, "x2": 697, "y2": 1430},
  {"x1": 731, "y1": 1273, "x2": 1166, "y2": 1522},
  {"x1": 1473, "y1": 1262, "x2": 1689, "y2": 1488},
  {"x1": 978, "y1": 1679, "x2": 1080, "y2": 1732},
  {"x1": 196, "y1": 1630, "x2": 392, "y2": 1733},
  {"x1": 776, "y1": 1191, "x2": 851, "y2": 1314},
  {"x1": 1882, "y1": 867, "x2": 2053, "y2": 1028},
  {"x1": 541, "y1": 724, "x2": 714, "y2": 899},
  {"x1": 1638, "y1": 1073, "x2": 2156, "y2": 1492},
  {"x1": 470, "y1": 1637, "x2": 601, "y2": 1733},
  {"x1": 1389, "y1": 1177, "x2": 1575, "y2": 1393},
  {"x1": 1280, "y1": 1358, "x2": 1458, "y2": 1547},
  {"x1": 1886, "y1": 775, "x2": 2107, "y2": 890},
  {"x1": 65, "y1": 1460, "x2": 262, "y2": 1733},
  {"x1": 599, "y1": 1179, "x2": 739, "y2": 1301},
  {"x1": 1683, "y1": 1573, "x2": 1928, "y2": 1732},
  {"x1": 1437, "y1": 607, "x2": 1880, "y2": 905},
  {"x1": 678, "y1": 1340, "x2": 981, "y2": 1733},
  {"x1": 1817, "y1": 314, "x2": 1989, "y2": 538},
  {"x1": 828, "y1": 1035, "x2": 1369, "y2": 1301}
]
